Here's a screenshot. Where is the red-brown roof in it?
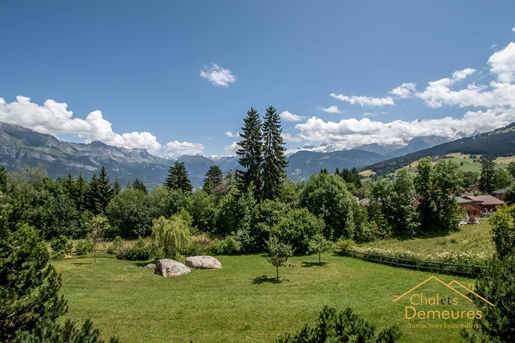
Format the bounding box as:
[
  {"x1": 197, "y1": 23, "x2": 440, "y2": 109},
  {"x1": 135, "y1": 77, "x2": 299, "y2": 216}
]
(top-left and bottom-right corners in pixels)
[{"x1": 463, "y1": 195, "x2": 505, "y2": 206}]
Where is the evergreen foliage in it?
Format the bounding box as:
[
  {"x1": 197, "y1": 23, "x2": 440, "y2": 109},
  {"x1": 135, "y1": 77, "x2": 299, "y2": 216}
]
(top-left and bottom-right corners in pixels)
[
  {"x1": 12, "y1": 317, "x2": 120, "y2": 343},
  {"x1": 276, "y1": 306, "x2": 402, "y2": 343},
  {"x1": 236, "y1": 107, "x2": 263, "y2": 199},
  {"x1": 132, "y1": 178, "x2": 147, "y2": 194},
  {"x1": 262, "y1": 106, "x2": 288, "y2": 200},
  {"x1": 202, "y1": 165, "x2": 223, "y2": 198},
  {"x1": 479, "y1": 155, "x2": 496, "y2": 194},
  {"x1": 165, "y1": 161, "x2": 193, "y2": 193},
  {"x1": 0, "y1": 207, "x2": 67, "y2": 342}
]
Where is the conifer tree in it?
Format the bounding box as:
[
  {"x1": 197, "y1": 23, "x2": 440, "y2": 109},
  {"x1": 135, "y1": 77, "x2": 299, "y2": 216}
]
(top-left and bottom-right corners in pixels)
[
  {"x1": 132, "y1": 178, "x2": 147, "y2": 194},
  {"x1": 479, "y1": 155, "x2": 496, "y2": 194},
  {"x1": 262, "y1": 106, "x2": 288, "y2": 200},
  {"x1": 0, "y1": 206, "x2": 67, "y2": 341},
  {"x1": 203, "y1": 165, "x2": 223, "y2": 197},
  {"x1": 86, "y1": 174, "x2": 100, "y2": 214},
  {"x1": 236, "y1": 107, "x2": 263, "y2": 198},
  {"x1": 96, "y1": 166, "x2": 114, "y2": 213},
  {"x1": 164, "y1": 161, "x2": 193, "y2": 192}
]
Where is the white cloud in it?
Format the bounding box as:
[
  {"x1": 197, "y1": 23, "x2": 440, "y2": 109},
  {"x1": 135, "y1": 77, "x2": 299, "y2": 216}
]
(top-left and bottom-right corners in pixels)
[
  {"x1": 512, "y1": 27, "x2": 515, "y2": 32},
  {"x1": 329, "y1": 93, "x2": 395, "y2": 107},
  {"x1": 0, "y1": 96, "x2": 162, "y2": 153},
  {"x1": 200, "y1": 63, "x2": 236, "y2": 87},
  {"x1": 282, "y1": 132, "x2": 303, "y2": 143},
  {"x1": 224, "y1": 141, "x2": 239, "y2": 152},
  {"x1": 320, "y1": 105, "x2": 341, "y2": 114},
  {"x1": 164, "y1": 140, "x2": 204, "y2": 156},
  {"x1": 488, "y1": 42, "x2": 515, "y2": 83},
  {"x1": 279, "y1": 111, "x2": 304, "y2": 122},
  {"x1": 390, "y1": 83, "x2": 417, "y2": 98},
  {"x1": 417, "y1": 70, "x2": 514, "y2": 109},
  {"x1": 225, "y1": 131, "x2": 239, "y2": 138},
  {"x1": 294, "y1": 108, "x2": 515, "y2": 150},
  {"x1": 363, "y1": 112, "x2": 378, "y2": 117}
]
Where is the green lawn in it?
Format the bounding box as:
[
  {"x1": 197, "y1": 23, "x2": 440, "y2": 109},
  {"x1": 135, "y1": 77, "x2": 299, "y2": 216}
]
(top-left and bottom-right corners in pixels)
[
  {"x1": 359, "y1": 219, "x2": 495, "y2": 257},
  {"x1": 53, "y1": 253, "x2": 481, "y2": 343}
]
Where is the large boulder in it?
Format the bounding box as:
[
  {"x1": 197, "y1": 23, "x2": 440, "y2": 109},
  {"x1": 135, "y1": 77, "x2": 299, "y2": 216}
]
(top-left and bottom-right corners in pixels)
[
  {"x1": 186, "y1": 256, "x2": 222, "y2": 269},
  {"x1": 155, "y1": 259, "x2": 191, "y2": 277}
]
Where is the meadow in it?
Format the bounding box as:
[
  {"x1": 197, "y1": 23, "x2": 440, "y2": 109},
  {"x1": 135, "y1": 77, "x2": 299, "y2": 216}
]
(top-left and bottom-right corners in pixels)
[{"x1": 53, "y1": 252, "x2": 481, "y2": 343}]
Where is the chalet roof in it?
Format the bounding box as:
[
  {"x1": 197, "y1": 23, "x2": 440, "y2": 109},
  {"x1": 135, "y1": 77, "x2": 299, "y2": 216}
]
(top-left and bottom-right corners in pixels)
[
  {"x1": 455, "y1": 196, "x2": 473, "y2": 204},
  {"x1": 463, "y1": 195, "x2": 505, "y2": 206}
]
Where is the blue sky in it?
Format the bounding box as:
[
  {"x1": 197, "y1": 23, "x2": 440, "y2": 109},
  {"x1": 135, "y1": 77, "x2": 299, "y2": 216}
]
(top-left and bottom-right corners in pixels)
[{"x1": 1, "y1": 1, "x2": 514, "y2": 157}]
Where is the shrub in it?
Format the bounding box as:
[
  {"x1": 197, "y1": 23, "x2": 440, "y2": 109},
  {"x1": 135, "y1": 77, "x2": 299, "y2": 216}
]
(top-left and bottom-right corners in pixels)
[
  {"x1": 208, "y1": 236, "x2": 240, "y2": 255},
  {"x1": 106, "y1": 236, "x2": 124, "y2": 255},
  {"x1": 75, "y1": 237, "x2": 93, "y2": 256},
  {"x1": 276, "y1": 306, "x2": 402, "y2": 343},
  {"x1": 50, "y1": 235, "x2": 73, "y2": 257},
  {"x1": 116, "y1": 248, "x2": 150, "y2": 261}
]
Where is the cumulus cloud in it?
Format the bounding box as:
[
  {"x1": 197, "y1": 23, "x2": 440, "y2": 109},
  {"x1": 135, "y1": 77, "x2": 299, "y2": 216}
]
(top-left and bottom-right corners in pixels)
[
  {"x1": 200, "y1": 63, "x2": 236, "y2": 87},
  {"x1": 282, "y1": 132, "x2": 303, "y2": 143},
  {"x1": 295, "y1": 107, "x2": 515, "y2": 150},
  {"x1": 225, "y1": 131, "x2": 239, "y2": 138},
  {"x1": 0, "y1": 96, "x2": 162, "y2": 153},
  {"x1": 329, "y1": 93, "x2": 395, "y2": 107},
  {"x1": 164, "y1": 140, "x2": 204, "y2": 156},
  {"x1": 279, "y1": 111, "x2": 304, "y2": 122},
  {"x1": 390, "y1": 83, "x2": 417, "y2": 98},
  {"x1": 320, "y1": 105, "x2": 341, "y2": 114},
  {"x1": 417, "y1": 68, "x2": 514, "y2": 108},
  {"x1": 488, "y1": 42, "x2": 515, "y2": 83},
  {"x1": 224, "y1": 141, "x2": 239, "y2": 152},
  {"x1": 512, "y1": 27, "x2": 515, "y2": 32}
]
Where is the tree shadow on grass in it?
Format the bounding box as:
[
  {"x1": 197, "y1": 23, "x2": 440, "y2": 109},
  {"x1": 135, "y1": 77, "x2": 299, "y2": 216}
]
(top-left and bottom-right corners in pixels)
[
  {"x1": 251, "y1": 275, "x2": 282, "y2": 284},
  {"x1": 301, "y1": 261, "x2": 327, "y2": 268}
]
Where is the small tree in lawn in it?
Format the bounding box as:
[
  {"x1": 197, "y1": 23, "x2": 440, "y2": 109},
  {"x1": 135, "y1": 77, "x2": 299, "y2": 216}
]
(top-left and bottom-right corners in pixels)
[
  {"x1": 265, "y1": 236, "x2": 294, "y2": 282},
  {"x1": 308, "y1": 234, "x2": 333, "y2": 264},
  {"x1": 89, "y1": 215, "x2": 110, "y2": 264}
]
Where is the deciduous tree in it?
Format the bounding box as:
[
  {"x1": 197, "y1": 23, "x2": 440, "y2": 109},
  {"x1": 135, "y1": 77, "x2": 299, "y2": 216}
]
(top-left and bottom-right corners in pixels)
[{"x1": 265, "y1": 236, "x2": 294, "y2": 282}]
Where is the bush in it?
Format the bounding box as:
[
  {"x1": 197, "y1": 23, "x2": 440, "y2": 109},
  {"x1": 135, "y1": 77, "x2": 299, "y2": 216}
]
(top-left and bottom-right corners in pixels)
[
  {"x1": 50, "y1": 235, "x2": 73, "y2": 256},
  {"x1": 75, "y1": 237, "x2": 93, "y2": 256},
  {"x1": 116, "y1": 248, "x2": 150, "y2": 261},
  {"x1": 333, "y1": 238, "x2": 354, "y2": 254},
  {"x1": 106, "y1": 236, "x2": 124, "y2": 255},
  {"x1": 208, "y1": 236, "x2": 240, "y2": 255},
  {"x1": 276, "y1": 306, "x2": 402, "y2": 343}
]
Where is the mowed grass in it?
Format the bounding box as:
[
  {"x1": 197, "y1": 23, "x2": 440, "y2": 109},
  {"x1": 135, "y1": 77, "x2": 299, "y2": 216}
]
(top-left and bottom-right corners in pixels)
[
  {"x1": 53, "y1": 254, "x2": 478, "y2": 343},
  {"x1": 359, "y1": 219, "x2": 495, "y2": 256}
]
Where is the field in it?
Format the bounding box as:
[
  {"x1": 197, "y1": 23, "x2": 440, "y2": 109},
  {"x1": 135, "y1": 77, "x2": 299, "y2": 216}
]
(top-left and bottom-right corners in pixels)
[
  {"x1": 358, "y1": 219, "x2": 495, "y2": 257},
  {"x1": 53, "y1": 252, "x2": 482, "y2": 343}
]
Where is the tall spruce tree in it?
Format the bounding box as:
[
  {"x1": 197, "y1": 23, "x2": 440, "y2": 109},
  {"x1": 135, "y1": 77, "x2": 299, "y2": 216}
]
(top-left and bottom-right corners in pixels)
[
  {"x1": 236, "y1": 107, "x2": 263, "y2": 198},
  {"x1": 93, "y1": 167, "x2": 114, "y2": 214},
  {"x1": 261, "y1": 106, "x2": 288, "y2": 200},
  {"x1": 479, "y1": 155, "x2": 496, "y2": 194},
  {"x1": 164, "y1": 161, "x2": 193, "y2": 192},
  {"x1": 203, "y1": 165, "x2": 223, "y2": 197}
]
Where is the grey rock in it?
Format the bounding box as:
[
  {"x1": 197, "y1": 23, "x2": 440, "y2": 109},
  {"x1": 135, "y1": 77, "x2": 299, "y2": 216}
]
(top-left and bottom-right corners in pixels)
[
  {"x1": 144, "y1": 263, "x2": 156, "y2": 268},
  {"x1": 155, "y1": 259, "x2": 191, "y2": 277},
  {"x1": 186, "y1": 256, "x2": 222, "y2": 269}
]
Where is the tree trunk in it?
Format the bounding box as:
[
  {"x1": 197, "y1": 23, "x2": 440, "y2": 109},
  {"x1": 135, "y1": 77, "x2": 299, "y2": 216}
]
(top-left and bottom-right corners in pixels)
[{"x1": 276, "y1": 266, "x2": 279, "y2": 282}]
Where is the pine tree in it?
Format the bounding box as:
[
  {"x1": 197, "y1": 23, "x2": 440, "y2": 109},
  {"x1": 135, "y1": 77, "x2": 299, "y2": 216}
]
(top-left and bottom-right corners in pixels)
[
  {"x1": 479, "y1": 155, "x2": 496, "y2": 194},
  {"x1": 132, "y1": 178, "x2": 147, "y2": 194},
  {"x1": 164, "y1": 161, "x2": 193, "y2": 192},
  {"x1": 262, "y1": 106, "x2": 288, "y2": 200},
  {"x1": 96, "y1": 167, "x2": 114, "y2": 213},
  {"x1": 0, "y1": 206, "x2": 67, "y2": 341},
  {"x1": 86, "y1": 174, "x2": 100, "y2": 214},
  {"x1": 112, "y1": 179, "x2": 122, "y2": 195},
  {"x1": 203, "y1": 165, "x2": 223, "y2": 197},
  {"x1": 236, "y1": 107, "x2": 263, "y2": 198}
]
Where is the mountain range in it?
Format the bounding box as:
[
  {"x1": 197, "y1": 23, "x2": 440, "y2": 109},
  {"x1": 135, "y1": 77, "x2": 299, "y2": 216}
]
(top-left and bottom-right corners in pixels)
[{"x1": 1, "y1": 121, "x2": 504, "y2": 187}]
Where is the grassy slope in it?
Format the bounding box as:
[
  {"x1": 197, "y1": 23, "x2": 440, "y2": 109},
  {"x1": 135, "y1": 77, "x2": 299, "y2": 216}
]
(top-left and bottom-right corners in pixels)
[
  {"x1": 359, "y1": 219, "x2": 495, "y2": 256},
  {"x1": 53, "y1": 253, "x2": 478, "y2": 343}
]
